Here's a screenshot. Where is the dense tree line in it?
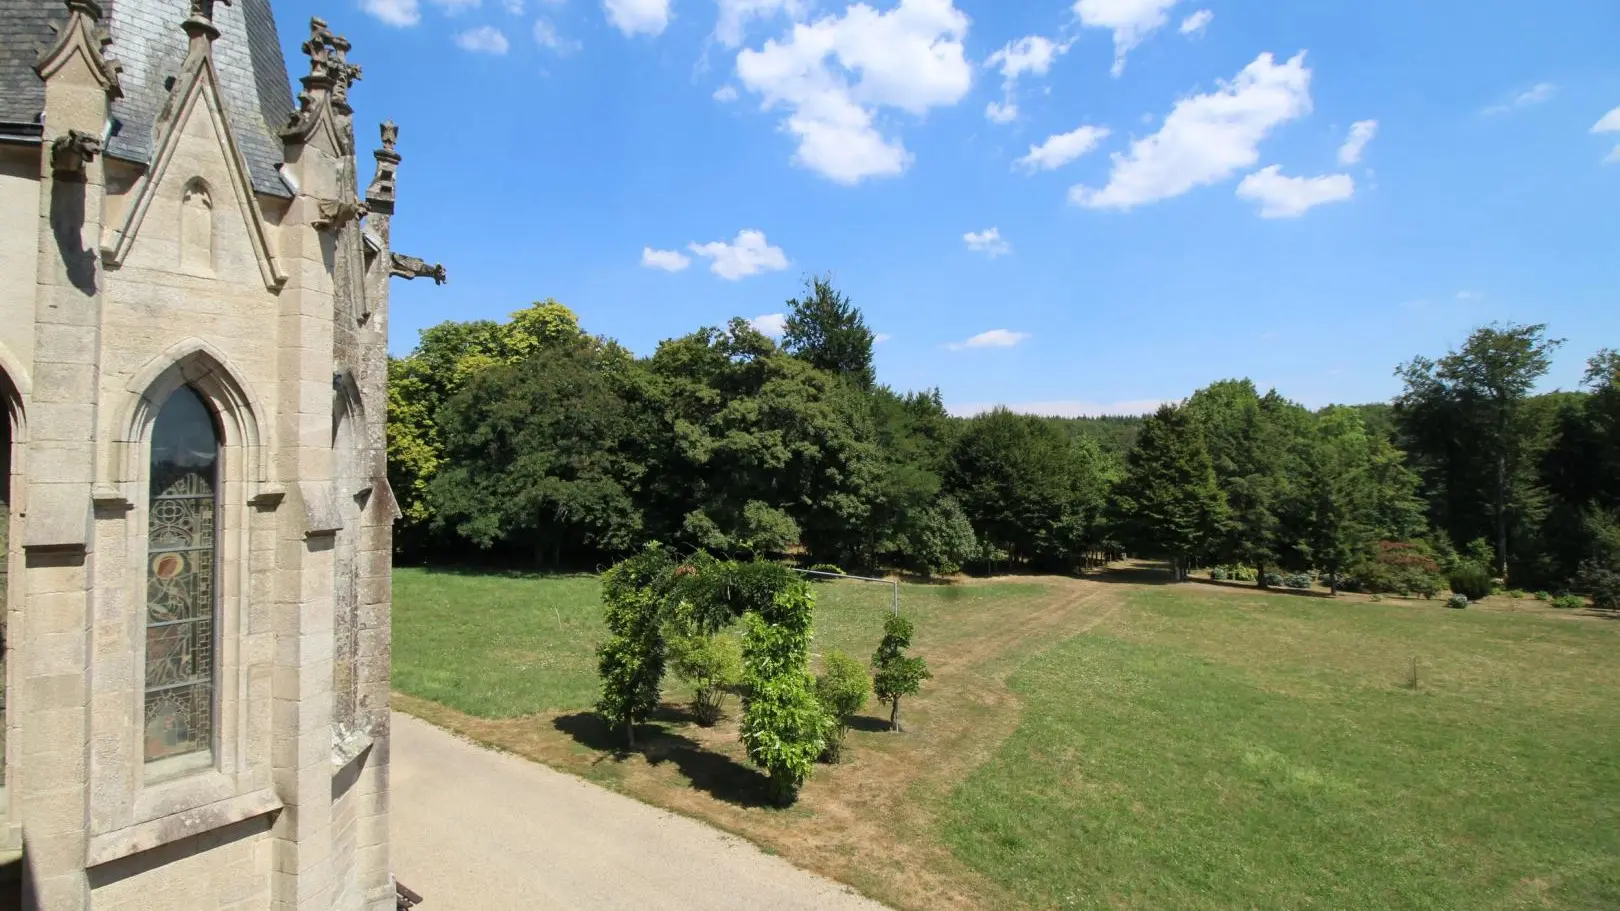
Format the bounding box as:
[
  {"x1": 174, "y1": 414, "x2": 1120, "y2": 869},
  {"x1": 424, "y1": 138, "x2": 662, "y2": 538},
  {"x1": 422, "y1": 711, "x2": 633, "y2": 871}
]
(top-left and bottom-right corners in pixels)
[{"x1": 388, "y1": 284, "x2": 1618, "y2": 600}]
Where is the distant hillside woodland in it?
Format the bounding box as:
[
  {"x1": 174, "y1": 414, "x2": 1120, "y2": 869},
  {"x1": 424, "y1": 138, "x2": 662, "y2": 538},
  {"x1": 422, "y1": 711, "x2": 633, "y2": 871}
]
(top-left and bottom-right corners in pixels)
[{"x1": 389, "y1": 279, "x2": 1620, "y2": 603}]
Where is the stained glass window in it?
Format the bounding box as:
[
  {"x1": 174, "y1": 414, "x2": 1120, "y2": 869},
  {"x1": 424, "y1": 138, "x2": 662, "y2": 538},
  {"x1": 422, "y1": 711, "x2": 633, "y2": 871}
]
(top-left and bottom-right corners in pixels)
[
  {"x1": 145, "y1": 386, "x2": 218, "y2": 763},
  {"x1": 0, "y1": 412, "x2": 10, "y2": 786}
]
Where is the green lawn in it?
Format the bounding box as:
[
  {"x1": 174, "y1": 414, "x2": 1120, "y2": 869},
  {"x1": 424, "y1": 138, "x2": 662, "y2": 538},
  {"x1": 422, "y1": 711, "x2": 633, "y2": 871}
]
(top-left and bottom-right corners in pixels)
[
  {"x1": 393, "y1": 566, "x2": 1046, "y2": 717},
  {"x1": 941, "y1": 588, "x2": 1620, "y2": 910}
]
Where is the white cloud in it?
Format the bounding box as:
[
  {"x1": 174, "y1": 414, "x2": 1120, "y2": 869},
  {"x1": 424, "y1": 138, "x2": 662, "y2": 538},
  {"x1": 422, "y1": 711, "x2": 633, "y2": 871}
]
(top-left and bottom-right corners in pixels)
[
  {"x1": 604, "y1": 0, "x2": 671, "y2": 36},
  {"x1": 641, "y1": 247, "x2": 691, "y2": 271},
  {"x1": 949, "y1": 398, "x2": 1167, "y2": 417},
  {"x1": 454, "y1": 25, "x2": 510, "y2": 53},
  {"x1": 1337, "y1": 119, "x2": 1377, "y2": 165},
  {"x1": 983, "y1": 35, "x2": 1070, "y2": 123},
  {"x1": 1456, "y1": 290, "x2": 1482, "y2": 301},
  {"x1": 503, "y1": 0, "x2": 523, "y2": 13},
  {"x1": 749, "y1": 313, "x2": 789, "y2": 336},
  {"x1": 735, "y1": 0, "x2": 974, "y2": 184},
  {"x1": 687, "y1": 229, "x2": 790, "y2": 280},
  {"x1": 431, "y1": 0, "x2": 481, "y2": 13},
  {"x1": 1071, "y1": 51, "x2": 1313, "y2": 210},
  {"x1": 1016, "y1": 124, "x2": 1111, "y2": 171},
  {"x1": 1593, "y1": 105, "x2": 1620, "y2": 164},
  {"x1": 1074, "y1": 0, "x2": 1183, "y2": 77},
  {"x1": 947, "y1": 329, "x2": 1028, "y2": 350},
  {"x1": 714, "y1": 84, "x2": 740, "y2": 102},
  {"x1": 533, "y1": 18, "x2": 580, "y2": 51},
  {"x1": 873, "y1": 332, "x2": 893, "y2": 343},
  {"x1": 715, "y1": 0, "x2": 806, "y2": 48},
  {"x1": 1483, "y1": 82, "x2": 1555, "y2": 115},
  {"x1": 1178, "y1": 8, "x2": 1211, "y2": 35},
  {"x1": 1235, "y1": 165, "x2": 1354, "y2": 218},
  {"x1": 963, "y1": 228, "x2": 1010, "y2": 257},
  {"x1": 361, "y1": 0, "x2": 420, "y2": 26}
]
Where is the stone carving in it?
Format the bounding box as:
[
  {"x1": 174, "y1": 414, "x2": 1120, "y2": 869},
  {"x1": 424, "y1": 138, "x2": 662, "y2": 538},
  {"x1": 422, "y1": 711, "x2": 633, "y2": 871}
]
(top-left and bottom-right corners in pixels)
[
  {"x1": 365, "y1": 121, "x2": 400, "y2": 210},
  {"x1": 182, "y1": 0, "x2": 229, "y2": 40},
  {"x1": 313, "y1": 198, "x2": 367, "y2": 232},
  {"x1": 50, "y1": 130, "x2": 102, "y2": 175},
  {"x1": 35, "y1": 0, "x2": 123, "y2": 97},
  {"x1": 282, "y1": 18, "x2": 362, "y2": 142},
  {"x1": 389, "y1": 253, "x2": 446, "y2": 285}
]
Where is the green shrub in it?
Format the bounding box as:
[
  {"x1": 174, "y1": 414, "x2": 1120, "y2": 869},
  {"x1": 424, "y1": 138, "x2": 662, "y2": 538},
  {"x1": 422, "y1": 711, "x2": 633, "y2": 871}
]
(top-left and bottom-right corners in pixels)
[
  {"x1": 1261, "y1": 572, "x2": 1284, "y2": 588},
  {"x1": 1224, "y1": 565, "x2": 1258, "y2": 582},
  {"x1": 1448, "y1": 593, "x2": 1469, "y2": 610},
  {"x1": 806, "y1": 563, "x2": 845, "y2": 579},
  {"x1": 872, "y1": 616, "x2": 931, "y2": 733},
  {"x1": 1534, "y1": 590, "x2": 1551, "y2": 601},
  {"x1": 667, "y1": 631, "x2": 743, "y2": 726},
  {"x1": 1283, "y1": 572, "x2": 1313, "y2": 590},
  {"x1": 1350, "y1": 541, "x2": 1446, "y2": 597},
  {"x1": 1576, "y1": 560, "x2": 1620, "y2": 611},
  {"x1": 1448, "y1": 562, "x2": 1494, "y2": 601},
  {"x1": 1552, "y1": 594, "x2": 1584, "y2": 610},
  {"x1": 1506, "y1": 589, "x2": 1526, "y2": 600},
  {"x1": 1209, "y1": 567, "x2": 1228, "y2": 581},
  {"x1": 814, "y1": 651, "x2": 870, "y2": 763},
  {"x1": 740, "y1": 583, "x2": 828, "y2": 806}
]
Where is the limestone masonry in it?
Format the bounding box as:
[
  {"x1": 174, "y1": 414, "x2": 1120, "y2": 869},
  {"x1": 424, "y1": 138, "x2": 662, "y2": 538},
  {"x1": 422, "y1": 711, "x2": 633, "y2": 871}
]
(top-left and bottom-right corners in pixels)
[{"x1": 0, "y1": 0, "x2": 443, "y2": 906}]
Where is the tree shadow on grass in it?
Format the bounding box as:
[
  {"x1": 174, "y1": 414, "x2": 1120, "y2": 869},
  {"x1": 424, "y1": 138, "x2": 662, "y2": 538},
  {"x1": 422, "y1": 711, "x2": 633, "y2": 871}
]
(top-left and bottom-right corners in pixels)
[
  {"x1": 551, "y1": 711, "x2": 776, "y2": 809},
  {"x1": 1187, "y1": 578, "x2": 1335, "y2": 599},
  {"x1": 1083, "y1": 563, "x2": 1179, "y2": 585},
  {"x1": 846, "y1": 714, "x2": 893, "y2": 733}
]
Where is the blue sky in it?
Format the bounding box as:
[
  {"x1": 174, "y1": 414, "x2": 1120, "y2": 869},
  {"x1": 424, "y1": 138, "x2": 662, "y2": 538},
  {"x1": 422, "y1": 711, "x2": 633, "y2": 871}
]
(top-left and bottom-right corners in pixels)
[{"x1": 276, "y1": 0, "x2": 1620, "y2": 413}]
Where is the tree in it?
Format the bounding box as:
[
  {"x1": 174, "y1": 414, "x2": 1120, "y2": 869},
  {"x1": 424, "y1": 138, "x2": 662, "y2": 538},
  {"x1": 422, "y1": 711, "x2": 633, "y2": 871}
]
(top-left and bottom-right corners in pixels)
[
  {"x1": 429, "y1": 334, "x2": 644, "y2": 566},
  {"x1": 782, "y1": 276, "x2": 876, "y2": 389},
  {"x1": 667, "y1": 630, "x2": 743, "y2": 726},
  {"x1": 895, "y1": 496, "x2": 978, "y2": 577},
  {"x1": 1396, "y1": 322, "x2": 1563, "y2": 580},
  {"x1": 871, "y1": 615, "x2": 931, "y2": 732},
  {"x1": 596, "y1": 546, "x2": 677, "y2": 748},
  {"x1": 814, "y1": 650, "x2": 870, "y2": 762},
  {"x1": 949, "y1": 409, "x2": 1109, "y2": 570},
  {"x1": 1297, "y1": 408, "x2": 1380, "y2": 592},
  {"x1": 1109, "y1": 404, "x2": 1228, "y2": 580},
  {"x1": 739, "y1": 578, "x2": 826, "y2": 804}
]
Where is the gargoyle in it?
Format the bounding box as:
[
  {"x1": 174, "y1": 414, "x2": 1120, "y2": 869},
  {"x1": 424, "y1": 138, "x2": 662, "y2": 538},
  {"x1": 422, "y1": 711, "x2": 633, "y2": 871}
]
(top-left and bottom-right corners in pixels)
[
  {"x1": 313, "y1": 198, "x2": 367, "y2": 231},
  {"x1": 50, "y1": 130, "x2": 101, "y2": 175},
  {"x1": 390, "y1": 253, "x2": 446, "y2": 285}
]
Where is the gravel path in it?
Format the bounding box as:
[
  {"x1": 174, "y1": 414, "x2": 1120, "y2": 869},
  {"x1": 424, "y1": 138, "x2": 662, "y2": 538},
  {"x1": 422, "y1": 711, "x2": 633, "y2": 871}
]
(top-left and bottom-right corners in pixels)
[{"x1": 389, "y1": 711, "x2": 893, "y2": 911}]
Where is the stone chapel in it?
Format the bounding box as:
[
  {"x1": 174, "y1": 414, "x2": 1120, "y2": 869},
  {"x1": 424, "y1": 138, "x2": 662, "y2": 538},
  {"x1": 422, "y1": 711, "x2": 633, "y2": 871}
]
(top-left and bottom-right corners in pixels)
[{"x1": 0, "y1": 0, "x2": 442, "y2": 906}]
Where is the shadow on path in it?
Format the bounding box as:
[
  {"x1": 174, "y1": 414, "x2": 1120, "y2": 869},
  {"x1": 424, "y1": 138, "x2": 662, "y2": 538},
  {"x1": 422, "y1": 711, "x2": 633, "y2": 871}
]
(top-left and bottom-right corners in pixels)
[{"x1": 552, "y1": 711, "x2": 776, "y2": 809}]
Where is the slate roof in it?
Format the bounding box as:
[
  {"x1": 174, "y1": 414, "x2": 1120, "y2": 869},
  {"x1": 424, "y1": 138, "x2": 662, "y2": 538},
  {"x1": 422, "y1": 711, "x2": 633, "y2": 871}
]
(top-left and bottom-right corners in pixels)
[{"x1": 0, "y1": 0, "x2": 297, "y2": 197}]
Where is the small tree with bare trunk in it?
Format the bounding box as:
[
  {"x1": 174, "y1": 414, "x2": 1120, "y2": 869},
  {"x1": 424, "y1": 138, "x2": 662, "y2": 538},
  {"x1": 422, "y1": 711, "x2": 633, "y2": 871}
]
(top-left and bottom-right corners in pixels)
[{"x1": 871, "y1": 616, "x2": 930, "y2": 732}]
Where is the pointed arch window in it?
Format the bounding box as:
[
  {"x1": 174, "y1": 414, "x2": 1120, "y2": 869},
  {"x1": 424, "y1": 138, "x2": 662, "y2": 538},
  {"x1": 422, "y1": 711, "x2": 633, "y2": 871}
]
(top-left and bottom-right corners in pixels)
[{"x1": 144, "y1": 385, "x2": 219, "y2": 763}]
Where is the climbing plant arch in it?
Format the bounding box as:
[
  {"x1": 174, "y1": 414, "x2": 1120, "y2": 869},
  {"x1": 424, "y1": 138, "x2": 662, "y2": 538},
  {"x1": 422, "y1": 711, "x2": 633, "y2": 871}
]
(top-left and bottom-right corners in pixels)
[{"x1": 596, "y1": 545, "x2": 827, "y2": 804}]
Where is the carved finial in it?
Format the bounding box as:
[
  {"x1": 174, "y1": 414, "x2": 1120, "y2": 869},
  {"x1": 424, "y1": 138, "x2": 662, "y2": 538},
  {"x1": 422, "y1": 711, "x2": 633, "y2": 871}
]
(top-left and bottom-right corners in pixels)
[
  {"x1": 50, "y1": 130, "x2": 101, "y2": 176},
  {"x1": 390, "y1": 253, "x2": 447, "y2": 285},
  {"x1": 301, "y1": 17, "x2": 336, "y2": 81},
  {"x1": 366, "y1": 121, "x2": 401, "y2": 211},
  {"x1": 36, "y1": 0, "x2": 123, "y2": 97},
  {"x1": 282, "y1": 17, "x2": 362, "y2": 142},
  {"x1": 181, "y1": 0, "x2": 230, "y2": 43}
]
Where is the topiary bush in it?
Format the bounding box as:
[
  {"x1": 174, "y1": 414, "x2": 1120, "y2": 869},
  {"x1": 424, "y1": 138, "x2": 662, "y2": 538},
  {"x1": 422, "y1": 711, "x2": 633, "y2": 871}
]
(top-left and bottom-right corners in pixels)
[
  {"x1": 1283, "y1": 572, "x2": 1313, "y2": 590},
  {"x1": 740, "y1": 582, "x2": 828, "y2": 806},
  {"x1": 814, "y1": 651, "x2": 870, "y2": 763},
  {"x1": 872, "y1": 615, "x2": 931, "y2": 733},
  {"x1": 1448, "y1": 562, "x2": 1494, "y2": 601},
  {"x1": 1447, "y1": 593, "x2": 1469, "y2": 609},
  {"x1": 1261, "y1": 572, "x2": 1284, "y2": 588}
]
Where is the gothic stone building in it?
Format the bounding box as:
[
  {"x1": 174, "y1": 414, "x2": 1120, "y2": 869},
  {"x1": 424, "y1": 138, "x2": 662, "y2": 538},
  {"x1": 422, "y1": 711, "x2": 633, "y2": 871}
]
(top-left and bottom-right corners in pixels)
[{"x1": 0, "y1": 0, "x2": 441, "y2": 906}]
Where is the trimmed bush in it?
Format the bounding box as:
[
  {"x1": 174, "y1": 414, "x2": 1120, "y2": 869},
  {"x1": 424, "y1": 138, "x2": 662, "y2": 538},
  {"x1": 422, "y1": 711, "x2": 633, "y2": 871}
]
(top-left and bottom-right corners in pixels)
[
  {"x1": 1449, "y1": 562, "x2": 1494, "y2": 601},
  {"x1": 1225, "y1": 565, "x2": 1259, "y2": 582},
  {"x1": 1534, "y1": 590, "x2": 1551, "y2": 601},
  {"x1": 1283, "y1": 572, "x2": 1313, "y2": 590},
  {"x1": 872, "y1": 616, "x2": 931, "y2": 733},
  {"x1": 1506, "y1": 589, "x2": 1526, "y2": 600},
  {"x1": 1210, "y1": 567, "x2": 1228, "y2": 581},
  {"x1": 1261, "y1": 572, "x2": 1284, "y2": 588},
  {"x1": 1552, "y1": 594, "x2": 1584, "y2": 611},
  {"x1": 806, "y1": 563, "x2": 845, "y2": 580},
  {"x1": 1447, "y1": 593, "x2": 1469, "y2": 610},
  {"x1": 667, "y1": 631, "x2": 743, "y2": 726},
  {"x1": 814, "y1": 651, "x2": 870, "y2": 763}
]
